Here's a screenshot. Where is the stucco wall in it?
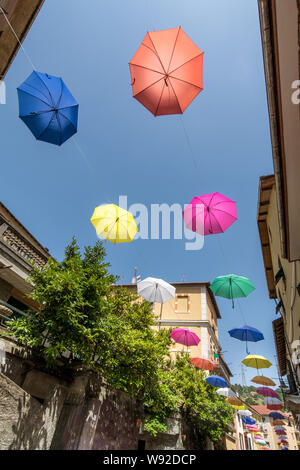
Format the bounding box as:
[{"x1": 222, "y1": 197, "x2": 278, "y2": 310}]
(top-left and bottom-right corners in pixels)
[{"x1": 267, "y1": 187, "x2": 300, "y2": 366}]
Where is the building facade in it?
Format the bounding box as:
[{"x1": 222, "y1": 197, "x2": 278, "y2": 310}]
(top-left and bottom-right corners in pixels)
[
  {"x1": 257, "y1": 0, "x2": 300, "y2": 421},
  {"x1": 0, "y1": 0, "x2": 44, "y2": 79},
  {"x1": 124, "y1": 281, "x2": 232, "y2": 385},
  {"x1": 0, "y1": 202, "x2": 49, "y2": 322}
]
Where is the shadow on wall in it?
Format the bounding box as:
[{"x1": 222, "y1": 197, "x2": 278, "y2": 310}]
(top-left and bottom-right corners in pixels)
[{"x1": 0, "y1": 372, "x2": 66, "y2": 450}]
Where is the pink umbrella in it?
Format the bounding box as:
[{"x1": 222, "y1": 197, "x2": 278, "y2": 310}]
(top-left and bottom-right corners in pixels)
[
  {"x1": 256, "y1": 387, "x2": 279, "y2": 398},
  {"x1": 182, "y1": 192, "x2": 237, "y2": 236},
  {"x1": 254, "y1": 435, "x2": 264, "y2": 440},
  {"x1": 170, "y1": 328, "x2": 200, "y2": 347},
  {"x1": 279, "y1": 440, "x2": 288, "y2": 444}
]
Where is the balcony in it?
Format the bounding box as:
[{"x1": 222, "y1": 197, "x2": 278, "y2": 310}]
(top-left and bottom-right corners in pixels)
[{"x1": 0, "y1": 215, "x2": 49, "y2": 293}]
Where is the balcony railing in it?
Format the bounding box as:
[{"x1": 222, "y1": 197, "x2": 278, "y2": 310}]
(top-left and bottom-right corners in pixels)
[{"x1": 0, "y1": 218, "x2": 48, "y2": 270}]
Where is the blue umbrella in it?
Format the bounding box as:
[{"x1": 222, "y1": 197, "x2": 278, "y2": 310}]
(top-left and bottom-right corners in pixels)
[
  {"x1": 242, "y1": 417, "x2": 256, "y2": 425},
  {"x1": 281, "y1": 447, "x2": 289, "y2": 450},
  {"x1": 228, "y1": 325, "x2": 264, "y2": 354},
  {"x1": 206, "y1": 375, "x2": 228, "y2": 388},
  {"x1": 17, "y1": 71, "x2": 78, "y2": 146},
  {"x1": 269, "y1": 412, "x2": 285, "y2": 420}
]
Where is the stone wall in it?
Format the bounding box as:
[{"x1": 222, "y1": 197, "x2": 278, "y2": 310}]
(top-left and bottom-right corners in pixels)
[
  {"x1": 0, "y1": 335, "x2": 209, "y2": 450},
  {"x1": 0, "y1": 372, "x2": 66, "y2": 450}
]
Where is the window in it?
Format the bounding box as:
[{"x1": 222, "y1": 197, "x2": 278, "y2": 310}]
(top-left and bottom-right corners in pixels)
[
  {"x1": 174, "y1": 294, "x2": 190, "y2": 313},
  {"x1": 7, "y1": 296, "x2": 30, "y2": 319}
]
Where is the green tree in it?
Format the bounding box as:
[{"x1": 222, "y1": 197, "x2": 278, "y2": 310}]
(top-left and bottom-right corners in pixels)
[{"x1": 6, "y1": 238, "x2": 233, "y2": 441}]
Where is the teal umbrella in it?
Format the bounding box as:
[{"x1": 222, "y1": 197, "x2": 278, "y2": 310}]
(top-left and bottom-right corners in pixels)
[{"x1": 210, "y1": 274, "x2": 255, "y2": 308}]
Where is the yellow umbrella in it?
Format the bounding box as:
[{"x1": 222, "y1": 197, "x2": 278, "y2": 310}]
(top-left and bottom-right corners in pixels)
[
  {"x1": 90, "y1": 204, "x2": 138, "y2": 244},
  {"x1": 232, "y1": 405, "x2": 247, "y2": 410},
  {"x1": 226, "y1": 397, "x2": 243, "y2": 406},
  {"x1": 242, "y1": 355, "x2": 272, "y2": 369},
  {"x1": 251, "y1": 375, "x2": 276, "y2": 386}
]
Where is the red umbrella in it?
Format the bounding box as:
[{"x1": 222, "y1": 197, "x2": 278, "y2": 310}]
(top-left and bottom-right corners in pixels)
[
  {"x1": 170, "y1": 328, "x2": 200, "y2": 347},
  {"x1": 129, "y1": 27, "x2": 203, "y2": 116},
  {"x1": 256, "y1": 387, "x2": 279, "y2": 398},
  {"x1": 190, "y1": 357, "x2": 215, "y2": 371}
]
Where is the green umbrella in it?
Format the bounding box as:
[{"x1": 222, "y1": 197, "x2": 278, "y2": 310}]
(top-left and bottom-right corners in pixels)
[{"x1": 210, "y1": 274, "x2": 255, "y2": 308}]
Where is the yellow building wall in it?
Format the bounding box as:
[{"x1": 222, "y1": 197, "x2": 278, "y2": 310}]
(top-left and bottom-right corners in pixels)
[{"x1": 152, "y1": 285, "x2": 208, "y2": 360}]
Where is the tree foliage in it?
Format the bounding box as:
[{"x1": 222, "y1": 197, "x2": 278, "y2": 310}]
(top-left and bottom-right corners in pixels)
[{"x1": 7, "y1": 238, "x2": 233, "y2": 441}]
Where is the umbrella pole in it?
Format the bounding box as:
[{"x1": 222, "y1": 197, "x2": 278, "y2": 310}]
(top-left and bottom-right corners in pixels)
[
  {"x1": 159, "y1": 303, "x2": 163, "y2": 331},
  {"x1": 246, "y1": 338, "x2": 250, "y2": 355},
  {"x1": 230, "y1": 279, "x2": 234, "y2": 309}
]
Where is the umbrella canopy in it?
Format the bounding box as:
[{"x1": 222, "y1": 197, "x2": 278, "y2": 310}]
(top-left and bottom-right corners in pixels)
[
  {"x1": 256, "y1": 387, "x2": 279, "y2": 398},
  {"x1": 276, "y1": 430, "x2": 287, "y2": 435},
  {"x1": 190, "y1": 357, "x2": 215, "y2": 371},
  {"x1": 264, "y1": 397, "x2": 283, "y2": 410},
  {"x1": 242, "y1": 355, "x2": 272, "y2": 369},
  {"x1": 232, "y1": 405, "x2": 247, "y2": 411},
  {"x1": 216, "y1": 387, "x2": 235, "y2": 398},
  {"x1": 210, "y1": 275, "x2": 254, "y2": 308},
  {"x1": 90, "y1": 204, "x2": 138, "y2": 244},
  {"x1": 278, "y1": 439, "x2": 288, "y2": 444},
  {"x1": 226, "y1": 396, "x2": 242, "y2": 406},
  {"x1": 242, "y1": 417, "x2": 256, "y2": 425},
  {"x1": 281, "y1": 446, "x2": 289, "y2": 450},
  {"x1": 273, "y1": 420, "x2": 285, "y2": 426},
  {"x1": 182, "y1": 192, "x2": 237, "y2": 236},
  {"x1": 137, "y1": 277, "x2": 175, "y2": 303},
  {"x1": 129, "y1": 27, "x2": 203, "y2": 116},
  {"x1": 261, "y1": 447, "x2": 270, "y2": 450},
  {"x1": 254, "y1": 435, "x2": 264, "y2": 440},
  {"x1": 251, "y1": 375, "x2": 276, "y2": 386},
  {"x1": 256, "y1": 440, "x2": 267, "y2": 446},
  {"x1": 274, "y1": 426, "x2": 286, "y2": 431},
  {"x1": 269, "y1": 412, "x2": 285, "y2": 420},
  {"x1": 237, "y1": 410, "x2": 252, "y2": 417},
  {"x1": 205, "y1": 375, "x2": 227, "y2": 388},
  {"x1": 229, "y1": 325, "x2": 263, "y2": 342},
  {"x1": 228, "y1": 325, "x2": 264, "y2": 354},
  {"x1": 170, "y1": 328, "x2": 200, "y2": 347},
  {"x1": 17, "y1": 71, "x2": 78, "y2": 146}
]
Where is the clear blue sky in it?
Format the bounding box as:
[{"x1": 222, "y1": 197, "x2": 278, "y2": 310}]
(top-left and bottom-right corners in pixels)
[{"x1": 0, "y1": 0, "x2": 280, "y2": 387}]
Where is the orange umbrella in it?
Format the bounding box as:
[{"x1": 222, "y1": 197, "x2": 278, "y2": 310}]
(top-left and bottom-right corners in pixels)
[
  {"x1": 226, "y1": 396, "x2": 243, "y2": 406},
  {"x1": 273, "y1": 420, "x2": 285, "y2": 426},
  {"x1": 129, "y1": 27, "x2": 203, "y2": 116},
  {"x1": 190, "y1": 357, "x2": 215, "y2": 371}
]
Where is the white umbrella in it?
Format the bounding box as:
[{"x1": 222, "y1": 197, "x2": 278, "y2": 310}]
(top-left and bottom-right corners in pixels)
[
  {"x1": 138, "y1": 277, "x2": 176, "y2": 329},
  {"x1": 237, "y1": 410, "x2": 252, "y2": 417},
  {"x1": 216, "y1": 387, "x2": 236, "y2": 398},
  {"x1": 263, "y1": 398, "x2": 282, "y2": 406},
  {"x1": 137, "y1": 277, "x2": 175, "y2": 303}
]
